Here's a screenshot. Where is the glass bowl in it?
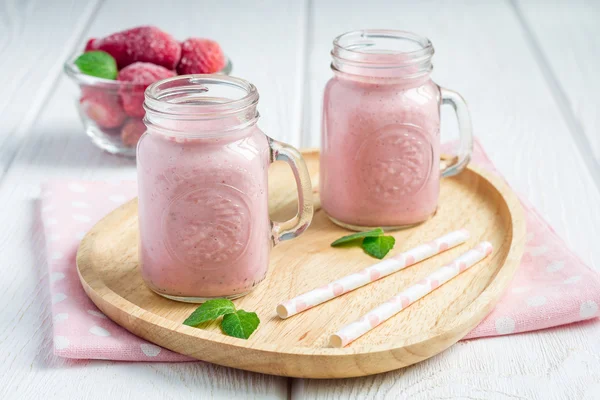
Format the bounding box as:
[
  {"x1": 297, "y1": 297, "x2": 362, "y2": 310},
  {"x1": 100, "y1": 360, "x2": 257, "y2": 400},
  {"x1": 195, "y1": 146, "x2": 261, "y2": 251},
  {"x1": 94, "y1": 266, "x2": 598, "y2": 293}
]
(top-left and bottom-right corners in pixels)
[{"x1": 64, "y1": 56, "x2": 233, "y2": 157}]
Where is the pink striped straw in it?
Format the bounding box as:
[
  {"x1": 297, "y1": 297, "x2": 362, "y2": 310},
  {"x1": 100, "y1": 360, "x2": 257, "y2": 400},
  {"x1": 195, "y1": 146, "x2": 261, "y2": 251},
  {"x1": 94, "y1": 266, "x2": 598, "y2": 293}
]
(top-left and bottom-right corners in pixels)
[
  {"x1": 330, "y1": 241, "x2": 493, "y2": 347},
  {"x1": 276, "y1": 230, "x2": 470, "y2": 319}
]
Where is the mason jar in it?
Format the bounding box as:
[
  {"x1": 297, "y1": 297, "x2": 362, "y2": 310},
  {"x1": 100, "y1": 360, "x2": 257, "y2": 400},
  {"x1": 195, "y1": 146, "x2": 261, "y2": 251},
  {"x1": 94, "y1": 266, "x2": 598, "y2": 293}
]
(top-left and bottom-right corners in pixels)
[
  {"x1": 137, "y1": 75, "x2": 313, "y2": 302},
  {"x1": 320, "y1": 30, "x2": 473, "y2": 231}
]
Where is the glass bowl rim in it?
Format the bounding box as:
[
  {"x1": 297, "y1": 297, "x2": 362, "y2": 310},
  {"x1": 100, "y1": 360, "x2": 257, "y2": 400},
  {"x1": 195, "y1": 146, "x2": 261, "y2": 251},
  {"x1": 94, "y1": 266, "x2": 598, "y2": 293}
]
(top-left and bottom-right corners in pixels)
[{"x1": 63, "y1": 54, "x2": 233, "y2": 88}]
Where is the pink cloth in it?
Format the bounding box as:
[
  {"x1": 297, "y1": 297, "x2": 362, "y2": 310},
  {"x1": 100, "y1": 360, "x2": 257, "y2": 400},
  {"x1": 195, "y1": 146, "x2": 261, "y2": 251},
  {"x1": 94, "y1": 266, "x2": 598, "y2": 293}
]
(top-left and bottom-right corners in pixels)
[
  {"x1": 41, "y1": 142, "x2": 600, "y2": 361},
  {"x1": 42, "y1": 182, "x2": 190, "y2": 361}
]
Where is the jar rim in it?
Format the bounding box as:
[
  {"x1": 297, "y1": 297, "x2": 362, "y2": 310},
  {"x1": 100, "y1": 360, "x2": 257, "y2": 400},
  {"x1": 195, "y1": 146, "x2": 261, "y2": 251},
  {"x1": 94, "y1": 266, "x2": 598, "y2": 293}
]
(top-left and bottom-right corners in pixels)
[
  {"x1": 144, "y1": 74, "x2": 259, "y2": 119},
  {"x1": 333, "y1": 29, "x2": 433, "y2": 63},
  {"x1": 332, "y1": 29, "x2": 434, "y2": 79}
]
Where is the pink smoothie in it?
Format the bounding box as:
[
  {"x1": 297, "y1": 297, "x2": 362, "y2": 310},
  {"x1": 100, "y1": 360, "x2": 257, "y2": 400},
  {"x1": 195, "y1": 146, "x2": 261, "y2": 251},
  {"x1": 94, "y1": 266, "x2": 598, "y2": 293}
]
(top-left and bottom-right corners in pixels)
[
  {"x1": 320, "y1": 73, "x2": 441, "y2": 228},
  {"x1": 137, "y1": 126, "x2": 271, "y2": 299}
]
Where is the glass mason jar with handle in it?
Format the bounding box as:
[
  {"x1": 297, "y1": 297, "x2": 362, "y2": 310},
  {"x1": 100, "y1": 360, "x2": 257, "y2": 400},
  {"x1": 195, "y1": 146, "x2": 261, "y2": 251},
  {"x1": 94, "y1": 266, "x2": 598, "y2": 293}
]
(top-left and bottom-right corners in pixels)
[
  {"x1": 137, "y1": 75, "x2": 313, "y2": 302},
  {"x1": 320, "y1": 30, "x2": 473, "y2": 231}
]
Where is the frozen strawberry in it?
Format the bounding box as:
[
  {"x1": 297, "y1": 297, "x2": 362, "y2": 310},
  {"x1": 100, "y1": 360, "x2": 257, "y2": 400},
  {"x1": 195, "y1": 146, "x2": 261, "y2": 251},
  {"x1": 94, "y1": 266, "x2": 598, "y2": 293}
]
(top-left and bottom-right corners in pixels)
[
  {"x1": 117, "y1": 62, "x2": 176, "y2": 117},
  {"x1": 121, "y1": 118, "x2": 146, "y2": 147},
  {"x1": 86, "y1": 26, "x2": 181, "y2": 70},
  {"x1": 80, "y1": 88, "x2": 127, "y2": 129},
  {"x1": 84, "y1": 38, "x2": 96, "y2": 51},
  {"x1": 176, "y1": 38, "x2": 226, "y2": 75}
]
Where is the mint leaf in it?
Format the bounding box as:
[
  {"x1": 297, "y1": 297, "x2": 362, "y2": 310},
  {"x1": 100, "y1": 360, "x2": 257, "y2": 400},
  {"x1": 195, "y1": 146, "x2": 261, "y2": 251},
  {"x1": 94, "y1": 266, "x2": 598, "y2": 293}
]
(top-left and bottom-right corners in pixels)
[
  {"x1": 362, "y1": 235, "x2": 396, "y2": 259},
  {"x1": 74, "y1": 51, "x2": 118, "y2": 80},
  {"x1": 331, "y1": 228, "x2": 384, "y2": 247},
  {"x1": 183, "y1": 299, "x2": 236, "y2": 327},
  {"x1": 221, "y1": 310, "x2": 260, "y2": 339}
]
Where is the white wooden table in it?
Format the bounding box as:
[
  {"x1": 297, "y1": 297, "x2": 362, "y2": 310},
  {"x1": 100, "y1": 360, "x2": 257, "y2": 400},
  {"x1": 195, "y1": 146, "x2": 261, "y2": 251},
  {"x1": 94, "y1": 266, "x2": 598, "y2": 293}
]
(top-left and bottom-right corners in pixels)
[{"x1": 1, "y1": 0, "x2": 598, "y2": 398}]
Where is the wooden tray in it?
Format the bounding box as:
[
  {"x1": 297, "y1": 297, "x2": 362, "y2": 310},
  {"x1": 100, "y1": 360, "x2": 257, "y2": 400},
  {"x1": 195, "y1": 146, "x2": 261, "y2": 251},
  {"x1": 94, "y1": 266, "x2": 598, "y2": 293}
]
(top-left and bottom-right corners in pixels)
[{"x1": 77, "y1": 150, "x2": 525, "y2": 378}]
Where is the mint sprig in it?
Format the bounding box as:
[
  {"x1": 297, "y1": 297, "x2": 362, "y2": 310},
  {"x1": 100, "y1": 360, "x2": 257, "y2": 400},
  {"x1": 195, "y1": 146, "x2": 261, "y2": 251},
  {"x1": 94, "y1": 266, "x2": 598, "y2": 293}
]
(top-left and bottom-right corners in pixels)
[
  {"x1": 74, "y1": 51, "x2": 118, "y2": 80},
  {"x1": 330, "y1": 228, "x2": 396, "y2": 259},
  {"x1": 362, "y1": 235, "x2": 396, "y2": 259},
  {"x1": 222, "y1": 310, "x2": 260, "y2": 339},
  {"x1": 183, "y1": 299, "x2": 260, "y2": 340},
  {"x1": 331, "y1": 228, "x2": 384, "y2": 246},
  {"x1": 183, "y1": 299, "x2": 236, "y2": 326}
]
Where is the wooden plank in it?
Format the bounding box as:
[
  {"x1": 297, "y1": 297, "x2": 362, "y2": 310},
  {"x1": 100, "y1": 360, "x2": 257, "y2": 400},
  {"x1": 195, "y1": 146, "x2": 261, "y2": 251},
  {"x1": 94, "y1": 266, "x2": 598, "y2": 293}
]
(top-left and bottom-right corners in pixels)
[
  {"x1": 0, "y1": 0, "x2": 307, "y2": 398},
  {"x1": 295, "y1": 0, "x2": 600, "y2": 397},
  {"x1": 515, "y1": 0, "x2": 600, "y2": 179},
  {"x1": 0, "y1": 0, "x2": 101, "y2": 179}
]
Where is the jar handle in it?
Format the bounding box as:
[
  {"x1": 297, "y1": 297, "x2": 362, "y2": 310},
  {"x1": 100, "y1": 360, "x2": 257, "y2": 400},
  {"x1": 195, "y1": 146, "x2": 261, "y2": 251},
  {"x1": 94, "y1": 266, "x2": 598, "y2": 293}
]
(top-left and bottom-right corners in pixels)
[
  {"x1": 268, "y1": 138, "x2": 314, "y2": 245},
  {"x1": 440, "y1": 88, "x2": 473, "y2": 177}
]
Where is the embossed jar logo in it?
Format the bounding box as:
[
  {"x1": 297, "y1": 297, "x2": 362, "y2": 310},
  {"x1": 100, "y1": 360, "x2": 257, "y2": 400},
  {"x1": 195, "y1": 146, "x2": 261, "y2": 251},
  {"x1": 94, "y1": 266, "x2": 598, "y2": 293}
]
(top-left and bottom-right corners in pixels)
[
  {"x1": 162, "y1": 184, "x2": 252, "y2": 268},
  {"x1": 355, "y1": 124, "x2": 433, "y2": 202}
]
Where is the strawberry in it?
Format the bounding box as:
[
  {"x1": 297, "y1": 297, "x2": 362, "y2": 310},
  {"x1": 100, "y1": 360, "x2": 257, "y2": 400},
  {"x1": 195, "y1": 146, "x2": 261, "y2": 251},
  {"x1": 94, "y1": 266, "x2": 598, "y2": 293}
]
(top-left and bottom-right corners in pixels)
[
  {"x1": 86, "y1": 26, "x2": 181, "y2": 70},
  {"x1": 84, "y1": 38, "x2": 96, "y2": 51},
  {"x1": 176, "y1": 38, "x2": 226, "y2": 75},
  {"x1": 117, "y1": 62, "x2": 176, "y2": 117},
  {"x1": 120, "y1": 118, "x2": 146, "y2": 147},
  {"x1": 80, "y1": 88, "x2": 127, "y2": 129}
]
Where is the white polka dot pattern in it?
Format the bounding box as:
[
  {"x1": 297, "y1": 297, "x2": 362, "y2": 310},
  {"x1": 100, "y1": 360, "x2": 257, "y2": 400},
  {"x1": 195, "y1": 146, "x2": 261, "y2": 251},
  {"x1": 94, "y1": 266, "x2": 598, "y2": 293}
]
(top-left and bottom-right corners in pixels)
[
  {"x1": 54, "y1": 313, "x2": 69, "y2": 324},
  {"x1": 528, "y1": 245, "x2": 548, "y2": 257},
  {"x1": 42, "y1": 205, "x2": 55, "y2": 213},
  {"x1": 52, "y1": 293, "x2": 67, "y2": 304},
  {"x1": 495, "y1": 317, "x2": 516, "y2": 334},
  {"x1": 141, "y1": 343, "x2": 162, "y2": 357},
  {"x1": 87, "y1": 310, "x2": 107, "y2": 319},
  {"x1": 89, "y1": 326, "x2": 111, "y2": 337},
  {"x1": 546, "y1": 260, "x2": 564, "y2": 272},
  {"x1": 54, "y1": 336, "x2": 70, "y2": 350},
  {"x1": 580, "y1": 301, "x2": 599, "y2": 318},
  {"x1": 564, "y1": 275, "x2": 582, "y2": 285},
  {"x1": 526, "y1": 296, "x2": 547, "y2": 307},
  {"x1": 72, "y1": 214, "x2": 91, "y2": 223},
  {"x1": 50, "y1": 272, "x2": 65, "y2": 283}
]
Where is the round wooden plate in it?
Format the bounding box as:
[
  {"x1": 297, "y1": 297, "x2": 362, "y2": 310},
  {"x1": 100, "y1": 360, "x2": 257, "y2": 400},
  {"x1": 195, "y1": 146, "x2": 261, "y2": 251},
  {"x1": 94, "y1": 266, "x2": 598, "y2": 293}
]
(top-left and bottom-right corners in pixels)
[{"x1": 77, "y1": 150, "x2": 525, "y2": 378}]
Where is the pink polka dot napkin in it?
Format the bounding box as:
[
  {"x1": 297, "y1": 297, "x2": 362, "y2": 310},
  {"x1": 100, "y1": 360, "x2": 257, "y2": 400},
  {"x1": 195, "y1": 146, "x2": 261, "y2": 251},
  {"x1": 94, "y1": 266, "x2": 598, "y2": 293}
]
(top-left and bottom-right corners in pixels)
[
  {"x1": 40, "y1": 141, "x2": 600, "y2": 361},
  {"x1": 41, "y1": 182, "x2": 190, "y2": 361},
  {"x1": 461, "y1": 141, "x2": 600, "y2": 338}
]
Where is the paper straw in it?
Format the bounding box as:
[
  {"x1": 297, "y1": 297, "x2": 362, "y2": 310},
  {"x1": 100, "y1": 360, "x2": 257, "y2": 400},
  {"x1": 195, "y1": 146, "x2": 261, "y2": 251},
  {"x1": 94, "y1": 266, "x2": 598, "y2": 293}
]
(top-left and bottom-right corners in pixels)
[
  {"x1": 276, "y1": 229, "x2": 470, "y2": 319},
  {"x1": 330, "y1": 241, "x2": 493, "y2": 348}
]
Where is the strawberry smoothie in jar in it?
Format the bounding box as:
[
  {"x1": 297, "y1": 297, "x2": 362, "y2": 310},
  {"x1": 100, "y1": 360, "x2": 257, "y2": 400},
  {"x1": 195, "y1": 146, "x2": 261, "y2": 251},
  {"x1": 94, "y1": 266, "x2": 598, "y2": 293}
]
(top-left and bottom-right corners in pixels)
[
  {"x1": 320, "y1": 30, "x2": 473, "y2": 231},
  {"x1": 137, "y1": 75, "x2": 313, "y2": 302}
]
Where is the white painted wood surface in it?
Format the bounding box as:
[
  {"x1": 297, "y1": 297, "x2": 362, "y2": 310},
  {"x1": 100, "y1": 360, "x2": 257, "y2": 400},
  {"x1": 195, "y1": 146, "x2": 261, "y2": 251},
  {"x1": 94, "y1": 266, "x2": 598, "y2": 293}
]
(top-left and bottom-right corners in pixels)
[
  {"x1": 0, "y1": 0, "x2": 100, "y2": 178},
  {"x1": 516, "y1": 0, "x2": 600, "y2": 176},
  {"x1": 0, "y1": 0, "x2": 598, "y2": 399}
]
